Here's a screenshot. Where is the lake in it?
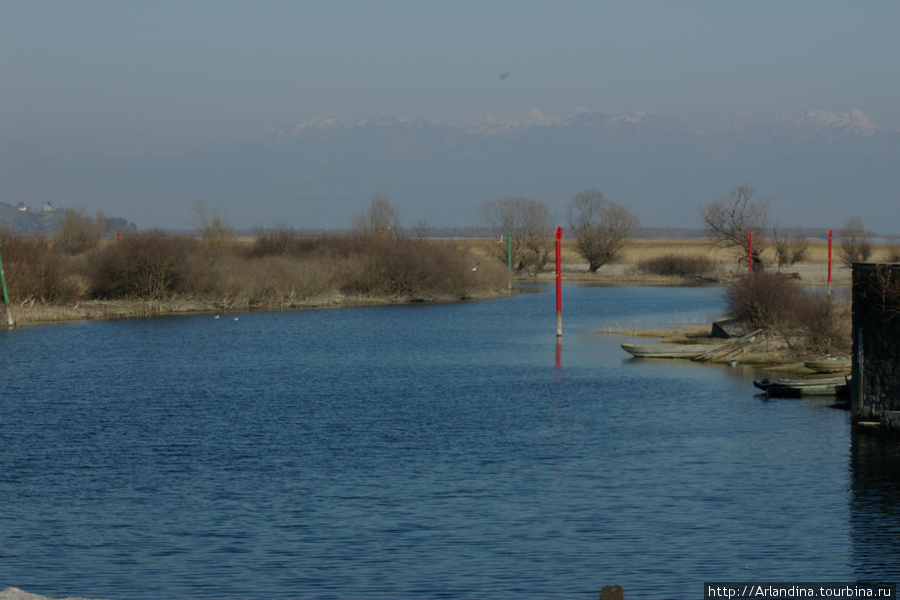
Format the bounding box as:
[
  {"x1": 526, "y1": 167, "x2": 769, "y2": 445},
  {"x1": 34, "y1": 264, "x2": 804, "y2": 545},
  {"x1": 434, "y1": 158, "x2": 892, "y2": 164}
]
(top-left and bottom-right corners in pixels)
[{"x1": 1, "y1": 284, "x2": 898, "y2": 599}]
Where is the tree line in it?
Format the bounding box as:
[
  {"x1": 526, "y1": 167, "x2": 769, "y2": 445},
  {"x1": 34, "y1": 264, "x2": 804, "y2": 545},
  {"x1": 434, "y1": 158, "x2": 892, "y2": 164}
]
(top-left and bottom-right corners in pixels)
[
  {"x1": 477, "y1": 184, "x2": 893, "y2": 275},
  {"x1": 700, "y1": 184, "x2": 896, "y2": 268},
  {"x1": 479, "y1": 190, "x2": 639, "y2": 274}
]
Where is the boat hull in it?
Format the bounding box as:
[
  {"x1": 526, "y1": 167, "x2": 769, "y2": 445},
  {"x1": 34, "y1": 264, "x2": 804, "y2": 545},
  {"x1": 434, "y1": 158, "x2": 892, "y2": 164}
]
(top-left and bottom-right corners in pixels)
[
  {"x1": 804, "y1": 360, "x2": 852, "y2": 374},
  {"x1": 753, "y1": 376, "x2": 850, "y2": 397},
  {"x1": 621, "y1": 343, "x2": 724, "y2": 359}
]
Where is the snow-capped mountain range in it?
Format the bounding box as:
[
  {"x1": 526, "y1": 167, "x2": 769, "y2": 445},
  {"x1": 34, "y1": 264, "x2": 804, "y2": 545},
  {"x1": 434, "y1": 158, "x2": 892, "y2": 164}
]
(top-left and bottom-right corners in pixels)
[{"x1": 1, "y1": 108, "x2": 898, "y2": 233}]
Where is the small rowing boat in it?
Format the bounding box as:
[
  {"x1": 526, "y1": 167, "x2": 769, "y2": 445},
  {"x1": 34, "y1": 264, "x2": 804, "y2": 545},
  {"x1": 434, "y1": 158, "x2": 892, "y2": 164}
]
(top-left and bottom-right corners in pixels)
[
  {"x1": 753, "y1": 376, "x2": 850, "y2": 397},
  {"x1": 621, "y1": 343, "x2": 725, "y2": 359},
  {"x1": 803, "y1": 359, "x2": 852, "y2": 374}
]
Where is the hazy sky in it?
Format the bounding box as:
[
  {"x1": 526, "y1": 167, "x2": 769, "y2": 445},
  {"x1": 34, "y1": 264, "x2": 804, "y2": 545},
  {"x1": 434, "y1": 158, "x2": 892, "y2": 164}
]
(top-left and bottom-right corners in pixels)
[{"x1": 3, "y1": 0, "x2": 899, "y2": 155}]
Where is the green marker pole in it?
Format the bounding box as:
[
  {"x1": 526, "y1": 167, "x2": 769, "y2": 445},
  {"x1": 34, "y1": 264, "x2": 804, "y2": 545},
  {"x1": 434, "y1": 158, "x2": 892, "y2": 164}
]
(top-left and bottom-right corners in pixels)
[{"x1": 0, "y1": 244, "x2": 14, "y2": 326}]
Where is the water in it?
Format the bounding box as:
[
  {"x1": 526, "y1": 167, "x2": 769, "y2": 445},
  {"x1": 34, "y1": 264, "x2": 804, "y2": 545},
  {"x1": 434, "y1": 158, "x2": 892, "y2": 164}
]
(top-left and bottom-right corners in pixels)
[{"x1": 1, "y1": 285, "x2": 897, "y2": 599}]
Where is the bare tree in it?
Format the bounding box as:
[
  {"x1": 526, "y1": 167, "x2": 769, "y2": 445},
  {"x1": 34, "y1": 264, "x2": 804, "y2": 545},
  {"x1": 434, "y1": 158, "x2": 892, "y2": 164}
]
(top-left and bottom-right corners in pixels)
[
  {"x1": 480, "y1": 196, "x2": 553, "y2": 273},
  {"x1": 194, "y1": 198, "x2": 234, "y2": 260},
  {"x1": 838, "y1": 217, "x2": 873, "y2": 266},
  {"x1": 410, "y1": 218, "x2": 431, "y2": 242},
  {"x1": 701, "y1": 184, "x2": 769, "y2": 267},
  {"x1": 353, "y1": 194, "x2": 402, "y2": 238},
  {"x1": 566, "y1": 188, "x2": 638, "y2": 273},
  {"x1": 53, "y1": 208, "x2": 110, "y2": 255},
  {"x1": 884, "y1": 237, "x2": 900, "y2": 263},
  {"x1": 772, "y1": 225, "x2": 809, "y2": 267}
]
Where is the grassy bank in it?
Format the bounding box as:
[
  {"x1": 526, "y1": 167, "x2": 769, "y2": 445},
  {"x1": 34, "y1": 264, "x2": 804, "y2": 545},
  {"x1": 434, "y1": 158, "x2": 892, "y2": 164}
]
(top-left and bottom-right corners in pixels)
[
  {"x1": 463, "y1": 237, "x2": 854, "y2": 285},
  {"x1": 2, "y1": 233, "x2": 510, "y2": 325},
  {"x1": 2, "y1": 234, "x2": 856, "y2": 326}
]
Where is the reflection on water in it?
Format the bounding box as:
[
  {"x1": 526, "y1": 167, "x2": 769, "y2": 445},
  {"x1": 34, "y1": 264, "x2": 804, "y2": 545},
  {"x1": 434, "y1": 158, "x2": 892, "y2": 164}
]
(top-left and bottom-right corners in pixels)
[
  {"x1": 0, "y1": 284, "x2": 896, "y2": 599},
  {"x1": 850, "y1": 431, "x2": 900, "y2": 580}
]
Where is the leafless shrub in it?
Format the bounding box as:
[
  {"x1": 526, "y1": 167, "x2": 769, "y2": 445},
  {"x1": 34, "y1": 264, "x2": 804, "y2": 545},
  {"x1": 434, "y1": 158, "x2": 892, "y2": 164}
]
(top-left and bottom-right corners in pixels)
[
  {"x1": 199, "y1": 255, "x2": 345, "y2": 307},
  {"x1": 247, "y1": 225, "x2": 319, "y2": 257},
  {"x1": 792, "y1": 293, "x2": 852, "y2": 357},
  {"x1": 194, "y1": 199, "x2": 234, "y2": 261},
  {"x1": 838, "y1": 217, "x2": 873, "y2": 266},
  {"x1": 8, "y1": 227, "x2": 505, "y2": 308},
  {"x1": 409, "y1": 218, "x2": 432, "y2": 241},
  {"x1": 883, "y1": 237, "x2": 900, "y2": 263},
  {"x1": 1, "y1": 236, "x2": 83, "y2": 302},
  {"x1": 341, "y1": 238, "x2": 499, "y2": 300},
  {"x1": 481, "y1": 196, "x2": 553, "y2": 273},
  {"x1": 53, "y1": 208, "x2": 109, "y2": 255},
  {"x1": 724, "y1": 272, "x2": 806, "y2": 332},
  {"x1": 637, "y1": 253, "x2": 716, "y2": 278},
  {"x1": 772, "y1": 226, "x2": 809, "y2": 267},
  {"x1": 91, "y1": 231, "x2": 195, "y2": 299},
  {"x1": 353, "y1": 194, "x2": 402, "y2": 239}
]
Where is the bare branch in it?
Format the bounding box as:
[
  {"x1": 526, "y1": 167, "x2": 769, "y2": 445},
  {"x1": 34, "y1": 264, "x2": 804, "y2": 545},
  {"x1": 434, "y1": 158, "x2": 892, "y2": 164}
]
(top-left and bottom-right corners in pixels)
[
  {"x1": 480, "y1": 196, "x2": 553, "y2": 272},
  {"x1": 566, "y1": 188, "x2": 638, "y2": 273},
  {"x1": 701, "y1": 184, "x2": 769, "y2": 265}
]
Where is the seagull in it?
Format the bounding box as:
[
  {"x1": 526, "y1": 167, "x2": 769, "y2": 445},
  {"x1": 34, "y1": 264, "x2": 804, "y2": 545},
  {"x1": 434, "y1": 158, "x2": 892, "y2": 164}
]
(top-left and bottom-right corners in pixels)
[
  {"x1": 499, "y1": 72, "x2": 509, "y2": 80},
  {"x1": 214, "y1": 315, "x2": 219, "y2": 319},
  {"x1": 233, "y1": 317, "x2": 239, "y2": 321},
  {"x1": 471, "y1": 260, "x2": 482, "y2": 271}
]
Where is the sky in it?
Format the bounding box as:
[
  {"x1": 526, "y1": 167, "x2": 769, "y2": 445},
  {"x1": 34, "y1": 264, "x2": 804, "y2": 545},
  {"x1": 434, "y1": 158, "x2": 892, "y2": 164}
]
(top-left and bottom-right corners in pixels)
[{"x1": 3, "y1": 0, "x2": 899, "y2": 156}]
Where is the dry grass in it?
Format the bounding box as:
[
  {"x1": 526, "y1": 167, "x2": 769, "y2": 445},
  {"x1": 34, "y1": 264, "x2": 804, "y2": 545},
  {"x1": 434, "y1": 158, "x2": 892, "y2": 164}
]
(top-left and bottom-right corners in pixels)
[
  {"x1": 3, "y1": 233, "x2": 859, "y2": 327},
  {"x1": 2, "y1": 233, "x2": 510, "y2": 325},
  {"x1": 459, "y1": 237, "x2": 851, "y2": 285}
]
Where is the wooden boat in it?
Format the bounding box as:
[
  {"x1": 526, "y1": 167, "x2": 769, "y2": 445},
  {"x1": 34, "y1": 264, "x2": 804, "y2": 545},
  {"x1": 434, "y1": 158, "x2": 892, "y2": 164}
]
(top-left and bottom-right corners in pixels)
[
  {"x1": 621, "y1": 330, "x2": 764, "y2": 361},
  {"x1": 753, "y1": 376, "x2": 850, "y2": 397},
  {"x1": 621, "y1": 343, "x2": 724, "y2": 359},
  {"x1": 804, "y1": 359, "x2": 852, "y2": 374}
]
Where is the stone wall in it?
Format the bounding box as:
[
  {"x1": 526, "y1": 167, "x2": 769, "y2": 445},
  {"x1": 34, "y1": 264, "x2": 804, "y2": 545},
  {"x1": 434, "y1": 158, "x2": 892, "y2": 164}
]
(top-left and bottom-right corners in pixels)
[{"x1": 851, "y1": 263, "x2": 900, "y2": 435}]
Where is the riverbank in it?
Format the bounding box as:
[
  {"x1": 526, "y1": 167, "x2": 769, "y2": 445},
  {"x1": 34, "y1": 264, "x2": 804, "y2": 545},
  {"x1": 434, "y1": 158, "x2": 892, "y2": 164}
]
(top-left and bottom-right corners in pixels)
[
  {"x1": 3, "y1": 238, "x2": 852, "y2": 327},
  {"x1": 611, "y1": 325, "x2": 820, "y2": 373}
]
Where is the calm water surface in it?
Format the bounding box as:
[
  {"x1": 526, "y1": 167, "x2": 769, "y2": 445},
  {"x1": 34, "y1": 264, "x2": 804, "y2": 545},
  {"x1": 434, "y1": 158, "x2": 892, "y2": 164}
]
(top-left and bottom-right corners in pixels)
[{"x1": 1, "y1": 285, "x2": 898, "y2": 599}]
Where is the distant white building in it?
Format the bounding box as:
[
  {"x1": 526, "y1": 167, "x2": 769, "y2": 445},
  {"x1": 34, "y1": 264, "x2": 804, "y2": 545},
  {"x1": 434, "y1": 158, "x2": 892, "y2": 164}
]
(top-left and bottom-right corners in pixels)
[
  {"x1": 44, "y1": 202, "x2": 58, "y2": 212},
  {"x1": 16, "y1": 202, "x2": 27, "y2": 212}
]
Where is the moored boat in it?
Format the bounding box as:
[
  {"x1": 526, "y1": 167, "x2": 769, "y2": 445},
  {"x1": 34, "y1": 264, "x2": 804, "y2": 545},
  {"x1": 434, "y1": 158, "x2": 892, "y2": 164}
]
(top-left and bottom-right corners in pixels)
[
  {"x1": 753, "y1": 376, "x2": 850, "y2": 397},
  {"x1": 621, "y1": 343, "x2": 725, "y2": 359},
  {"x1": 804, "y1": 359, "x2": 852, "y2": 374}
]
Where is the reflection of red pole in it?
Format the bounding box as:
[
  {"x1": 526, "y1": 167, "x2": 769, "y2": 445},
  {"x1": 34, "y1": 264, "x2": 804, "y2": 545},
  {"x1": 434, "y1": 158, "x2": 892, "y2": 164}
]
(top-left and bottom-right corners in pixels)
[
  {"x1": 748, "y1": 231, "x2": 753, "y2": 273},
  {"x1": 555, "y1": 227, "x2": 563, "y2": 338},
  {"x1": 828, "y1": 229, "x2": 833, "y2": 296}
]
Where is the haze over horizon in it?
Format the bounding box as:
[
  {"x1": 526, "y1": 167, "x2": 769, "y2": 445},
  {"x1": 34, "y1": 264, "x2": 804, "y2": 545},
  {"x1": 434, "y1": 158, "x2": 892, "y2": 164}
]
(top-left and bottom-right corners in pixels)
[{"x1": 2, "y1": 1, "x2": 899, "y2": 231}]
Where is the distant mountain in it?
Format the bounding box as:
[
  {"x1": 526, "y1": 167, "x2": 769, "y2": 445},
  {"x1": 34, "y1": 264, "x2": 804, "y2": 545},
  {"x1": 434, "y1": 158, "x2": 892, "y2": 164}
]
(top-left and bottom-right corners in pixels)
[{"x1": 1, "y1": 108, "x2": 898, "y2": 233}]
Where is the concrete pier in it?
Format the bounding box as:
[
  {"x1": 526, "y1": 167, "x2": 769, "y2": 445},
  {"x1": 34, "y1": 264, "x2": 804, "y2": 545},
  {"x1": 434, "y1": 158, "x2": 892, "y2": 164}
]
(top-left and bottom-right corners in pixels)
[{"x1": 851, "y1": 263, "x2": 900, "y2": 436}]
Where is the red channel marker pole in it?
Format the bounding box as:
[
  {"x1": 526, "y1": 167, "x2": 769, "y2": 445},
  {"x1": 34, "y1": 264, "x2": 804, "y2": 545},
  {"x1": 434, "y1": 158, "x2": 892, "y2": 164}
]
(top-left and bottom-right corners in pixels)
[
  {"x1": 828, "y1": 229, "x2": 833, "y2": 296},
  {"x1": 555, "y1": 227, "x2": 563, "y2": 338}
]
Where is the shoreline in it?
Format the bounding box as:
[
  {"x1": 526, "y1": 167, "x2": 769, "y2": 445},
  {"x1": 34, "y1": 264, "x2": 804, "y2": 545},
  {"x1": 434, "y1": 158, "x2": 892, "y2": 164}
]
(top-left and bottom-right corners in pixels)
[
  {"x1": 3, "y1": 261, "x2": 852, "y2": 328},
  {"x1": 610, "y1": 325, "x2": 822, "y2": 373}
]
